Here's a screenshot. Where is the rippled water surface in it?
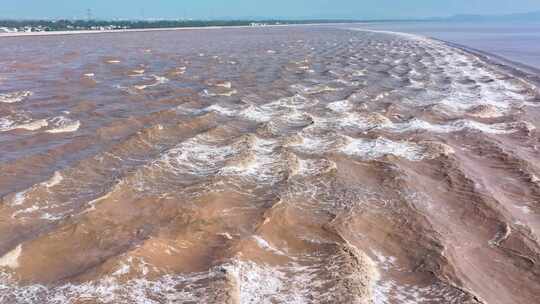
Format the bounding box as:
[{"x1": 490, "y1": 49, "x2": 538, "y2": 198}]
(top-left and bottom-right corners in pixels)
[
  {"x1": 1, "y1": 26, "x2": 540, "y2": 304},
  {"x1": 350, "y1": 21, "x2": 540, "y2": 71}
]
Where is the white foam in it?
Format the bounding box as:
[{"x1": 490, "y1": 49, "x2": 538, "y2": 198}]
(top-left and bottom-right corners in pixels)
[
  {"x1": 161, "y1": 135, "x2": 238, "y2": 177},
  {"x1": 352, "y1": 69, "x2": 366, "y2": 76},
  {"x1": 112, "y1": 257, "x2": 133, "y2": 277},
  {"x1": 220, "y1": 137, "x2": 283, "y2": 184},
  {"x1": 130, "y1": 69, "x2": 145, "y2": 76},
  {"x1": 310, "y1": 112, "x2": 392, "y2": 132},
  {"x1": 239, "y1": 105, "x2": 274, "y2": 122},
  {"x1": 46, "y1": 116, "x2": 80, "y2": 133},
  {"x1": 11, "y1": 205, "x2": 40, "y2": 219},
  {"x1": 291, "y1": 84, "x2": 339, "y2": 95},
  {"x1": 340, "y1": 136, "x2": 427, "y2": 161},
  {"x1": 216, "y1": 81, "x2": 232, "y2": 89},
  {"x1": 340, "y1": 112, "x2": 393, "y2": 130},
  {"x1": 10, "y1": 191, "x2": 27, "y2": 206},
  {"x1": 387, "y1": 118, "x2": 533, "y2": 135},
  {"x1": 0, "y1": 245, "x2": 22, "y2": 269},
  {"x1": 373, "y1": 278, "x2": 469, "y2": 304},
  {"x1": 0, "y1": 91, "x2": 32, "y2": 103},
  {"x1": 153, "y1": 75, "x2": 169, "y2": 85},
  {"x1": 203, "y1": 104, "x2": 237, "y2": 116},
  {"x1": 327, "y1": 100, "x2": 352, "y2": 113},
  {"x1": 0, "y1": 270, "x2": 212, "y2": 304},
  {"x1": 467, "y1": 105, "x2": 506, "y2": 118},
  {"x1": 0, "y1": 118, "x2": 48, "y2": 132},
  {"x1": 286, "y1": 133, "x2": 342, "y2": 155},
  {"x1": 222, "y1": 260, "x2": 311, "y2": 304},
  {"x1": 202, "y1": 89, "x2": 237, "y2": 97},
  {"x1": 253, "y1": 236, "x2": 287, "y2": 256},
  {"x1": 0, "y1": 117, "x2": 13, "y2": 131},
  {"x1": 132, "y1": 75, "x2": 169, "y2": 90},
  {"x1": 43, "y1": 171, "x2": 63, "y2": 188},
  {"x1": 270, "y1": 94, "x2": 318, "y2": 110},
  {"x1": 291, "y1": 156, "x2": 336, "y2": 177},
  {"x1": 172, "y1": 66, "x2": 187, "y2": 75},
  {"x1": 19, "y1": 119, "x2": 49, "y2": 131}
]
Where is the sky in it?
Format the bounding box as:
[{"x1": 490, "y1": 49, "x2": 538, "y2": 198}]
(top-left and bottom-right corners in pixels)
[{"x1": 1, "y1": 0, "x2": 540, "y2": 20}]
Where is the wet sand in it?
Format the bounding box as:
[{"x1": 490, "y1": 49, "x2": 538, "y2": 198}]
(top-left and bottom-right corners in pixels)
[{"x1": 0, "y1": 26, "x2": 539, "y2": 303}]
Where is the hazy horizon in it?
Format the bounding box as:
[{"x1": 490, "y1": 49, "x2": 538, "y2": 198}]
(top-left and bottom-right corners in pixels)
[{"x1": 2, "y1": 0, "x2": 540, "y2": 20}]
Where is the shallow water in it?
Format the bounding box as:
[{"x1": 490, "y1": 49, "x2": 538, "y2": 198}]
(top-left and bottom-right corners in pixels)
[{"x1": 1, "y1": 26, "x2": 540, "y2": 303}]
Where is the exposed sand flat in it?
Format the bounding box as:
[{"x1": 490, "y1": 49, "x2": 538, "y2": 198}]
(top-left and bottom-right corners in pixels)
[{"x1": 0, "y1": 25, "x2": 539, "y2": 303}]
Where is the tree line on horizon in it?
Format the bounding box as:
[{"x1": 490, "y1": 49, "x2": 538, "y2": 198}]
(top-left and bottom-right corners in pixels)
[{"x1": 0, "y1": 19, "x2": 362, "y2": 31}]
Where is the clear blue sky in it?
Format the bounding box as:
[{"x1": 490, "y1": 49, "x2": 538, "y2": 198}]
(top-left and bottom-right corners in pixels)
[{"x1": 2, "y1": 0, "x2": 540, "y2": 20}]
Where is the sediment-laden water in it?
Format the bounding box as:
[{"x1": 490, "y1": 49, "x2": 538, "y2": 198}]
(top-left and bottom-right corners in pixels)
[{"x1": 1, "y1": 26, "x2": 539, "y2": 304}]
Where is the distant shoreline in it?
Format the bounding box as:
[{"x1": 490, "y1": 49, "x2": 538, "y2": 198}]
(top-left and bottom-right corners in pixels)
[
  {"x1": 0, "y1": 22, "x2": 359, "y2": 38},
  {"x1": 0, "y1": 19, "x2": 441, "y2": 38},
  {"x1": 0, "y1": 24, "x2": 285, "y2": 38}
]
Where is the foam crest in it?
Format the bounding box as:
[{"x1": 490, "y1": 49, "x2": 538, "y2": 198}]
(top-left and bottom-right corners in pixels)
[
  {"x1": 203, "y1": 104, "x2": 238, "y2": 116},
  {"x1": 239, "y1": 105, "x2": 274, "y2": 122},
  {"x1": 221, "y1": 137, "x2": 283, "y2": 184},
  {"x1": 221, "y1": 260, "x2": 313, "y2": 304},
  {"x1": 133, "y1": 75, "x2": 169, "y2": 90},
  {"x1": 0, "y1": 117, "x2": 48, "y2": 132},
  {"x1": 202, "y1": 89, "x2": 237, "y2": 97},
  {"x1": 0, "y1": 91, "x2": 32, "y2": 103},
  {"x1": 0, "y1": 270, "x2": 214, "y2": 304},
  {"x1": 286, "y1": 132, "x2": 345, "y2": 155},
  {"x1": 160, "y1": 134, "x2": 243, "y2": 177},
  {"x1": 271, "y1": 94, "x2": 318, "y2": 109},
  {"x1": 288, "y1": 155, "x2": 337, "y2": 177},
  {"x1": 46, "y1": 116, "x2": 80, "y2": 133},
  {"x1": 327, "y1": 99, "x2": 353, "y2": 113},
  {"x1": 0, "y1": 245, "x2": 22, "y2": 269},
  {"x1": 391, "y1": 118, "x2": 535, "y2": 134},
  {"x1": 253, "y1": 236, "x2": 287, "y2": 256},
  {"x1": 291, "y1": 84, "x2": 339, "y2": 95},
  {"x1": 43, "y1": 171, "x2": 63, "y2": 188},
  {"x1": 340, "y1": 136, "x2": 427, "y2": 161}
]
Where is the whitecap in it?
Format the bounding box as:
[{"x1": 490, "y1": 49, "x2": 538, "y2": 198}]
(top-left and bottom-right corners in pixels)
[
  {"x1": 326, "y1": 100, "x2": 352, "y2": 113},
  {"x1": 390, "y1": 118, "x2": 534, "y2": 135},
  {"x1": 0, "y1": 118, "x2": 48, "y2": 132},
  {"x1": 43, "y1": 171, "x2": 63, "y2": 188},
  {"x1": 46, "y1": 116, "x2": 80, "y2": 133},
  {"x1": 203, "y1": 104, "x2": 238, "y2": 116},
  {"x1": 0, "y1": 91, "x2": 32, "y2": 103},
  {"x1": 239, "y1": 105, "x2": 274, "y2": 123},
  {"x1": 291, "y1": 84, "x2": 339, "y2": 95},
  {"x1": 0, "y1": 245, "x2": 22, "y2": 269},
  {"x1": 252, "y1": 236, "x2": 287, "y2": 256},
  {"x1": 340, "y1": 136, "x2": 427, "y2": 161},
  {"x1": 161, "y1": 136, "x2": 238, "y2": 177},
  {"x1": 202, "y1": 89, "x2": 237, "y2": 97},
  {"x1": 220, "y1": 137, "x2": 283, "y2": 184}
]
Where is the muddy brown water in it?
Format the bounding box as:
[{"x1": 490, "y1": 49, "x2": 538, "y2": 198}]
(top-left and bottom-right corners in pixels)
[{"x1": 0, "y1": 26, "x2": 539, "y2": 303}]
